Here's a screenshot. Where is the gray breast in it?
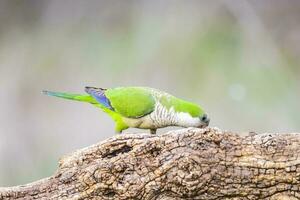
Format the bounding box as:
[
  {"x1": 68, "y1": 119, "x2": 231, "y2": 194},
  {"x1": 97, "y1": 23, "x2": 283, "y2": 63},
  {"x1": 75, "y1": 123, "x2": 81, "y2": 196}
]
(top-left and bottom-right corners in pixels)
[{"x1": 149, "y1": 103, "x2": 178, "y2": 128}]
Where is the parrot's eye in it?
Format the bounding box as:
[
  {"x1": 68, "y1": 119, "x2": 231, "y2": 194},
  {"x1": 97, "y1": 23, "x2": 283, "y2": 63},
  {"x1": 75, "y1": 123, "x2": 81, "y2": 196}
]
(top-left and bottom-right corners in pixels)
[{"x1": 200, "y1": 114, "x2": 210, "y2": 125}]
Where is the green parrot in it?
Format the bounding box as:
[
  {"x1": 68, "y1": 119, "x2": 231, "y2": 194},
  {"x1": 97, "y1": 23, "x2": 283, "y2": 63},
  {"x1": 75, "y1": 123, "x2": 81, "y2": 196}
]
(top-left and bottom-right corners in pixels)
[{"x1": 43, "y1": 87, "x2": 210, "y2": 134}]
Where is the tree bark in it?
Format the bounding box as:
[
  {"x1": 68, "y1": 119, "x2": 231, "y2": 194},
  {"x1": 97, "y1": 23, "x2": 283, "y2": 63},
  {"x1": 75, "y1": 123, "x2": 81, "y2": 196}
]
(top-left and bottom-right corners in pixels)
[{"x1": 1, "y1": 127, "x2": 300, "y2": 200}]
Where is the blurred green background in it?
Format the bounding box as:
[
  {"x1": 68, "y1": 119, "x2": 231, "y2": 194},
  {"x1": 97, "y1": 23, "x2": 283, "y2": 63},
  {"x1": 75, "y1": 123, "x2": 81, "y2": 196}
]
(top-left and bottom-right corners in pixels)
[{"x1": 0, "y1": 0, "x2": 299, "y2": 186}]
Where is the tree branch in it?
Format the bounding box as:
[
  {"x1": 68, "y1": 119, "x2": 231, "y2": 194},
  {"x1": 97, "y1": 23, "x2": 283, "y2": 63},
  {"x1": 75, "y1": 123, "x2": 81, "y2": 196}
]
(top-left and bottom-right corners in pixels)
[{"x1": 1, "y1": 127, "x2": 300, "y2": 200}]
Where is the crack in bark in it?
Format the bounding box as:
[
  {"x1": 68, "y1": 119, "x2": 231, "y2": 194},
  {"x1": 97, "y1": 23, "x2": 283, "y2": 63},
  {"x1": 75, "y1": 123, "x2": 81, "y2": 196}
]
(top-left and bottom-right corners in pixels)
[{"x1": 102, "y1": 145, "x2": 133, "y2": 158}]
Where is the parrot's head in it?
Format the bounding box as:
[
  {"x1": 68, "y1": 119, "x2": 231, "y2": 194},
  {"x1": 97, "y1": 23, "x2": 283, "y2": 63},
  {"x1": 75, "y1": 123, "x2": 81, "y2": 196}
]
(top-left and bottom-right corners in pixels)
[
  {"x1": 161, "y1": 96, "x2": 210, "y2": 128},
  {"x1": 175, "y1": 111, "x2": 210, "y2": 128},
  {"x1": 186, "y1": 103, "x2": 210, "y2": 128},
  {"x1": 174, "y1": 103, "x2": 210, "y2": 128}
]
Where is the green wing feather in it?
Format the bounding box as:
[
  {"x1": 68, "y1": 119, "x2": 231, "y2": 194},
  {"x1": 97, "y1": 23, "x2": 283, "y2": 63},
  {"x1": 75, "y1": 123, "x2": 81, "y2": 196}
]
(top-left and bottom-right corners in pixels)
[
  {"x1": 43, "y1": 91, "x2": 97, "y2": 103},
  {"x1": 105, "y1": 87, "x2": 155, "y2": 118}
]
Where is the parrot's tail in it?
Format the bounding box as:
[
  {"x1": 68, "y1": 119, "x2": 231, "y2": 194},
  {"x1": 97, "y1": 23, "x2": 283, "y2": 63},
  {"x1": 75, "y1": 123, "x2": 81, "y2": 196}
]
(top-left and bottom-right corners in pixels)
[{"x1": 43, "y1": 90, "x2": 96, "y2": 103}]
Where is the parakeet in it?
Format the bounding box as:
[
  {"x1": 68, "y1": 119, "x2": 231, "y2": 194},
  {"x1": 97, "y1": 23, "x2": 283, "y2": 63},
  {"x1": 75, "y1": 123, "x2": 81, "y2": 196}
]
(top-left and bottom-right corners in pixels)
[{"x1": 43, "y1": 87, "x2": 210, "y2": 134}]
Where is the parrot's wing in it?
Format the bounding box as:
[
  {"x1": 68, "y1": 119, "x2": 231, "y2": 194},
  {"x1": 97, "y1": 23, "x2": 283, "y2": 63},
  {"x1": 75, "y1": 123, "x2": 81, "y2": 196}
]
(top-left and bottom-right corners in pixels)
[
  {"x1": 85, "y1": 87, "x2": 155, "y2": 118},
  {"x1": 106, "y1": 87, "x2": 156, "y2": 118}
]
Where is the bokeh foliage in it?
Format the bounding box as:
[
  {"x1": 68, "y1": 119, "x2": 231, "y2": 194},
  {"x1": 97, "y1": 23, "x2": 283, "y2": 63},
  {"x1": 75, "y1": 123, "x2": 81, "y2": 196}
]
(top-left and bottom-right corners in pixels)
[{"x1": 0, "y1": 0, "x2": 299, "y2": 186}]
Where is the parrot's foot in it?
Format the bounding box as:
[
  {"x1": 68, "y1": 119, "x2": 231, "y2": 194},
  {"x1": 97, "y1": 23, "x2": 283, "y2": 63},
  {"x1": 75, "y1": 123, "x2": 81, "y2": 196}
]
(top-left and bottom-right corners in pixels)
[{"x1": 150, "y1": 129, "x2": 157, "y2": 134}]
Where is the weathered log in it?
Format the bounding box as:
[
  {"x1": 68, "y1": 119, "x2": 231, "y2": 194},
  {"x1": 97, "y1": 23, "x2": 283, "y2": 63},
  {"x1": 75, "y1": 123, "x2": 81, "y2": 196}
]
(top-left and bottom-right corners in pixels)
[{"x1": 0, "y1": 127, "x2": 300, "y2": 200}]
